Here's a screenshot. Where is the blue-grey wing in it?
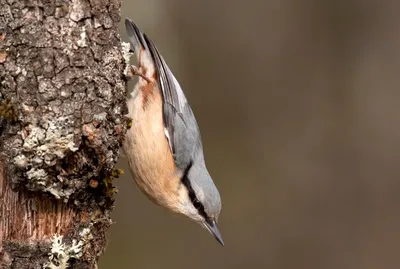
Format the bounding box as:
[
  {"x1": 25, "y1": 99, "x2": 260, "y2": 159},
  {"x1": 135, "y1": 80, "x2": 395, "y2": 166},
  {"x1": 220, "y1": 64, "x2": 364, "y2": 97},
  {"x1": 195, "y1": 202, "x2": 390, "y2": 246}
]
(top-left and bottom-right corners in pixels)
[
  {"x1": 165, "y1": 102, "x2": 203, "y2": 170},
  {"x1": 142, "y1": 32, "x2": 203, "y2": 170}
]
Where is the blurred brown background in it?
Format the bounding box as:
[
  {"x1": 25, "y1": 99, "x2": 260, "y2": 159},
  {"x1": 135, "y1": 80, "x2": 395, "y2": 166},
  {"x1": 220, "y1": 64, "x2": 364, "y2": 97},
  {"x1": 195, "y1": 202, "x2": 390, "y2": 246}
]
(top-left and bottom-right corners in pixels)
[{"x1": 100, "y1": 1, "x2": 400, "y2": 268}]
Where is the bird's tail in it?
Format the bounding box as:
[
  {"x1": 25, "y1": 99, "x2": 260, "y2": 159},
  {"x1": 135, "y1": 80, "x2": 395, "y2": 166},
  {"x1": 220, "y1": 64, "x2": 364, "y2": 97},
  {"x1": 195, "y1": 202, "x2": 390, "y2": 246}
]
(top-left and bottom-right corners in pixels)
[
  {"x1": 125, "y1": 18, "x2": 147, "y2": 55},
  {"x1": 124, "y1": 18, "x2": 156, "y2": 80}
]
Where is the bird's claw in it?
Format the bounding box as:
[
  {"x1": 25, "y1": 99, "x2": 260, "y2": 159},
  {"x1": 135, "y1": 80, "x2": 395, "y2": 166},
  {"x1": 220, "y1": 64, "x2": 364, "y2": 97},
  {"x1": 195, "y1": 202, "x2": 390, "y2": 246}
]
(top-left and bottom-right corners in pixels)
[{"x1": 130, "y1": 65, "x2": 151, "y2": 83}]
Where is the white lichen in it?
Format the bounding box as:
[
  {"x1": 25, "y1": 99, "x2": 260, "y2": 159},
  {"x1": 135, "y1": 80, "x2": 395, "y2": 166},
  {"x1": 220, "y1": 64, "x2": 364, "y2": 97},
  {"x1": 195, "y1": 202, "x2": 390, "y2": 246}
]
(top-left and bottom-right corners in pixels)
[
  {"x1": 26, "y1": 168, "x2": 48, "y2": 184},
  {"x1": 93, "y1": 112, "x2": 107, "y2": 122},
  {"x1": 60, "y1": 20, "x2": 79, "y2": 54},
  {"x1": 77, "y1": 26, "x2": 87, "y2": 47},
  {"x1": 43, "y1": 234, "x2": 85, "y2": 269},
  {"x1": 14, "y1": 155, "x2": 28, "y2": 168},
  {"x1": 93, "y1": 17, "x2": 102, "y2": 28},
  {"x1": 69, "y1": 0, "x2": 90, "y2": 22},
  {"x1": 122, "y1": 42, "x2": 134, "y2": 76},
  {"x1": 43, "y1": 184, "x2": 62, "y2": 199},
  {"x1": 79, "y1": 228, "x2": 89, "y2": 237},
  {"x1": 23, "y1": 126, "x2": 46, "y2": 149},
  {"x1": 44, "y1": 183, "x2": 75, "y2": 200},
  {"x1": 25, "y1": 118, "x2": 79, "y2": 159}
]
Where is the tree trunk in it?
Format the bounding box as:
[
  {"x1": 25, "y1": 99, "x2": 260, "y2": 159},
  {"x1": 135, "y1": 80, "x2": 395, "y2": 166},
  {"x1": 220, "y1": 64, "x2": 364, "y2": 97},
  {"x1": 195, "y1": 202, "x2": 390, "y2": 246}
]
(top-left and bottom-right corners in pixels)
[{"x1": 0, "y1": 0, "x2": 128, "y2": 268}]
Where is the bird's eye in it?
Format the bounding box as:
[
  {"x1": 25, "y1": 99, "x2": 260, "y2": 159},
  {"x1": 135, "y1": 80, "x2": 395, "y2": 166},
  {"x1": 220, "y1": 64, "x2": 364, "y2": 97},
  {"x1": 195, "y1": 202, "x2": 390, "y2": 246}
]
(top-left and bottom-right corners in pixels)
[{"x1": 193, "y1": 199, "x2": 202, "y2": 210}]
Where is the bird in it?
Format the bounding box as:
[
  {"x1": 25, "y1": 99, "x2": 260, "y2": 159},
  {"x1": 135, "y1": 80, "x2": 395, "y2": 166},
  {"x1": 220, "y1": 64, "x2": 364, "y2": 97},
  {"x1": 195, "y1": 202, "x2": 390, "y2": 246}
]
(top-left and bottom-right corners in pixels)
[{"x1": 123, "y1": 18, "x2": 224, "y2": 246}]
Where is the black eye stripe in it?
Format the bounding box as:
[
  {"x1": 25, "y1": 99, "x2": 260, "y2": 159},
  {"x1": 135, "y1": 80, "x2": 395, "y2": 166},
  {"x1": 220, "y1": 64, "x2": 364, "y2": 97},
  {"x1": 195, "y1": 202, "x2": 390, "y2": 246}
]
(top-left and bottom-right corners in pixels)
[{"x1": 181, "y1": 161, "x2": 208, "y2": 219}]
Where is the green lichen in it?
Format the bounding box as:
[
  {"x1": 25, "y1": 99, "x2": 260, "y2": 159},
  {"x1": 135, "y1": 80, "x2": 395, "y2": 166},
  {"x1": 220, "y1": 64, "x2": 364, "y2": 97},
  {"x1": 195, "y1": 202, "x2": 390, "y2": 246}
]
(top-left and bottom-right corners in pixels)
[
  {"x1": 89, "y1": 168, "x2": 124, "y2": 208},
  {"x1": 111, "y1": 168, "x2": 124, "y2": 178},
  {"x1": 103, "y1": 168, "x2": 123, "y2": 200},
  {"x1": 126, "y1": 118, "x2": 132, "y2": 129},
  {"x1": 0, "y1": 98, "x2": 18, "y2": 123}
]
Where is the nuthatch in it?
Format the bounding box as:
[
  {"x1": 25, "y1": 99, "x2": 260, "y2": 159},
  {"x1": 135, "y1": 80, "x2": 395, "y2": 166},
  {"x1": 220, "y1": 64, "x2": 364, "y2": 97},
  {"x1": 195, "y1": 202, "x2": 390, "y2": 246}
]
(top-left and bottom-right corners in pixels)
[{"x1": 123, "y1": 18, "x2": 224, "y2": 245}]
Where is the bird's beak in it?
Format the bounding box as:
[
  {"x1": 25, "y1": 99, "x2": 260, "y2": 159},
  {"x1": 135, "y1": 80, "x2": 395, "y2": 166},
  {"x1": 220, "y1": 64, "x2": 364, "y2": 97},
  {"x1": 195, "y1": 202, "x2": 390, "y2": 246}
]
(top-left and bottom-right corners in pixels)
[{"x1": 205, "y1": 218, "x2": 224, "y2": 246}]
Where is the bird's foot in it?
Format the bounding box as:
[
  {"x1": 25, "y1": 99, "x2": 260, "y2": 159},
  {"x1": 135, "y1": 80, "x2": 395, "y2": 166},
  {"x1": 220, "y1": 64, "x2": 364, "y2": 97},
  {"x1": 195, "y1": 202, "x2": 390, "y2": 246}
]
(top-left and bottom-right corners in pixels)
[{"x1": 129, "y1": 65, "x2": 152, "y2": 83}]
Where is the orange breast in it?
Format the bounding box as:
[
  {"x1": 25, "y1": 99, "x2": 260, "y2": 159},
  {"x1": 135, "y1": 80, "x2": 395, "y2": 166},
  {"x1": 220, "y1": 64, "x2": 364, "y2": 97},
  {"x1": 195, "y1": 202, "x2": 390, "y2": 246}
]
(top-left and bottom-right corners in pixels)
[{"x1": 123, "y1": 86, "x2": 181, "y2": 211}]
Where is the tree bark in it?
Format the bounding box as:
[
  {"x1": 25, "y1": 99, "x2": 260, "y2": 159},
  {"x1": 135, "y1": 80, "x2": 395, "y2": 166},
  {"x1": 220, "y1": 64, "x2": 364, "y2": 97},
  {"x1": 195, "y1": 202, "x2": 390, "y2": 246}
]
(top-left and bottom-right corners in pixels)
[{"x1": 0, "y1": 0, "x2": 128, "y2": 268}]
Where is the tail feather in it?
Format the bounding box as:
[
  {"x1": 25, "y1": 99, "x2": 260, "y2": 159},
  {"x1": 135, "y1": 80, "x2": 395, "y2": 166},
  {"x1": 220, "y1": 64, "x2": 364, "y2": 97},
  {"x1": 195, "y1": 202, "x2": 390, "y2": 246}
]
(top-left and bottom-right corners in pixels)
[
  {"x1": 125, "y1": 18, "x2": 148, "y2": 55},
  {"x1": 124, "y1": 18, "x2": 156, "y2": 77}
]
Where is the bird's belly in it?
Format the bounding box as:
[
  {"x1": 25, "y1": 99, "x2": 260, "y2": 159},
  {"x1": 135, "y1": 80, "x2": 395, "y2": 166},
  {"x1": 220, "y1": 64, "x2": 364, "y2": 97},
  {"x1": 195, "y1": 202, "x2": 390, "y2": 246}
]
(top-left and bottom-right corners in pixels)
[{"x1": 123, "y1": 90, "x2": 179, "y2": 208}]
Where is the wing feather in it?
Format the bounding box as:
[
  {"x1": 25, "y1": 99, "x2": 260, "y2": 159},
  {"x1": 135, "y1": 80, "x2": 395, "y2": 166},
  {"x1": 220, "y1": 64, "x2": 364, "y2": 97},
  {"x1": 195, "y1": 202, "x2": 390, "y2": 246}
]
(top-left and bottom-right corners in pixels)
[
  {"x1": 142, "y1": 33, "x2": 188, "y2": 154},
  {"x1": 125, "y1": 19, "x2": 202, "y2": 170}
]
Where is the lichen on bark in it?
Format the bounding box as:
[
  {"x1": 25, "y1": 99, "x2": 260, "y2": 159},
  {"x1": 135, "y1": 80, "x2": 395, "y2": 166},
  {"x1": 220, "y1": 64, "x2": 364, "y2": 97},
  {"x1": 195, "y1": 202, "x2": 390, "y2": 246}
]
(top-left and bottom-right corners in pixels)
[
  {"x1": 0, "y1": 0, "x2": 128, "y2": 268},
  {"x1": 1, "y1": 0, "x2": 127, "y2": 201}
]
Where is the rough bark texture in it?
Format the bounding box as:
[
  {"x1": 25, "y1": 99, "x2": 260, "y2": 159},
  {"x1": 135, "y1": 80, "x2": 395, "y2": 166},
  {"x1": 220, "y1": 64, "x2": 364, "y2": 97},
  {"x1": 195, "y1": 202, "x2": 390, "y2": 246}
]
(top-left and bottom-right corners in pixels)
[{"x1": 0, "y1": 0, "x2": 128, "y2": 268}]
